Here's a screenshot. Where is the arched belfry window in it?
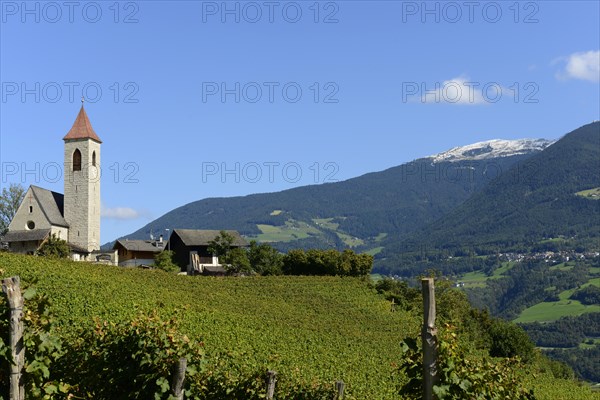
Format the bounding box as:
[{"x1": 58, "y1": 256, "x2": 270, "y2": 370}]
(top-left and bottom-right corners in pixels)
[
  {"x1": 73, "y1": 149, "x2": 82, "y2": 171},
  {"x1": 92, "y1": 151, "x2": 97, "y2": 166}
]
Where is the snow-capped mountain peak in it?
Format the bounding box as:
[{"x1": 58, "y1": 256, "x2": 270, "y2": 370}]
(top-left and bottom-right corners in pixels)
[{"x1": 429, "y1": 138, "x2": 555, "y2": 163}]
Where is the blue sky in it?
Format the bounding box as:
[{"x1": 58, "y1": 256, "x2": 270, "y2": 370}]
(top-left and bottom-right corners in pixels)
[{"x1": 1, "y1": 0, "x2": 599, "y2": 243}]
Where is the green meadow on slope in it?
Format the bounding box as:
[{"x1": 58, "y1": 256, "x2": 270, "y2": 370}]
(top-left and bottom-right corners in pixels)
[
  {"x1": 516, "y1": 281, "x2": 600, "y2": 323},
  {"x1": 1, "y1": 253, "x2": 598, "y2": 399},
  {"x1": 457, "y1": 260, "x2": 600, "y2": 323}
]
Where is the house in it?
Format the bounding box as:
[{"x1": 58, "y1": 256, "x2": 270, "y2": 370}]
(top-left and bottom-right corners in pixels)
[
  {"x1": 113, "y1": 237, "x2": 166, "y2": 267},
  {"x1": 166, "y1": 229, "x2": 247, "y2": 274},
  {"x1": 3, "y1": 102, "x2": 103, "y2": 261}
]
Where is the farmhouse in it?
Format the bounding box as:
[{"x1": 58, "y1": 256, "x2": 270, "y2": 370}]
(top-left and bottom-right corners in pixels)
[
  {"x1": 167, "y1": 229, "x2": 248, "y2": 274},
  {"x1": 112, "y1": 237, "x2": 166, "y2": 267},
  {"x1": 3, "y1": 103, "x2": 104, "y2": 261}
]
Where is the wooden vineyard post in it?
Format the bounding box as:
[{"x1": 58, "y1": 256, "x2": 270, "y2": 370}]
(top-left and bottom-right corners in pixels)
[
  {"x1": 171, "y1": 357, "x2": 187, "y2": 400},
  {"x1": 421, "y1": 278, "x2": 439, "y2": 400},
  {"x1": 2, "y1": 276, "x2": 25, "y2": 400},
  {"x1": 335, "y1": 380, "x2": 346, "y2": 399},
  {"x1": 266, "y1": 370, "x2": 277, "y2": 399}
]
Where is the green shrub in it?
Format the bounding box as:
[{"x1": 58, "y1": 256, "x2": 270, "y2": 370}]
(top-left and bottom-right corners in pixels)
[
  {"x1": 154, "y1": 250, "x2": 179, "y2": 273},
  {"x1": 373, "y1": 278, "x2": 421, "y2": 311},
  {"x1": 36, "y1": 234, "x2": 70, "y2": 259},
  {"x1": 282, "y1": 249, "x2": 372, "y2": 276},
  {"x1": 0, "y1": 283, "x2": 70, "y2": 398},
  {"x1": 248, "y1": 241, "x2": 283, "y2": 276},
  {"x1": 397, "y1": 325, "x2": 535, "y2": 399},
  {"x1": 194, "y1": 350, "x2": 338, "y2": 400},
  {"x1": 56, "y1": 309, "x2": 205, "y2": 399},
  {"x1": 222, "y1": 247, "x2": 252, "y2": 274},
  {"x1": 488, "y1": 320, "x2": 535, "y2": 362}
]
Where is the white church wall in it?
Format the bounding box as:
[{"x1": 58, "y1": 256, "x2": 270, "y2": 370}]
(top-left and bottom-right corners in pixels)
[
  {"x1": 50, "y1": 226, "x2": 69, "y2": 240},
  {"x1": 8, "y1": 187, "x2": 52, "y2": 232}
]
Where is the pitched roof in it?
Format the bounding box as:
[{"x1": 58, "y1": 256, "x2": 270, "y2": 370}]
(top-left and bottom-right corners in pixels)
[
  {"x1": 113, "y1": 239, "x2": 165, "y2": 252},
  {"x1": 69, "y1": 242, "x2": 93, "y2": 254},
  {"x1": 172, "y1": 229, "x2": 247, "y2": 247},
  {"x1": 2, "y1": 229, "x2": 50, "y2": 242},
  {"x1": 30, "y1": 186, "x2": 68, "y2": 228},
  {"x1": 1, "y1": 230, "x2": 93, "y2": 255},
  {"x1": 63, "y1": 105, "x2": 102, "y2": 143}
]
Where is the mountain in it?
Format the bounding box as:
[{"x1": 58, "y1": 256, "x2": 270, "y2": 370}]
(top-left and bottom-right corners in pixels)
[
  {"x1": 113, "y1": 138, "x2": 552, "y2": 254},
  {"x1": 430, "y1": 138, "x2": 554, "y2": 163},
  {"x1": 376, "y1": 122, "x2": 600, "y2": 274}
]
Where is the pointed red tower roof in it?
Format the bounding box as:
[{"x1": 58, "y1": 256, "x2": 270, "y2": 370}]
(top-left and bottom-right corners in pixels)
[{"x1": 63, "y1": 104, "x2": 102, "y2": 143}]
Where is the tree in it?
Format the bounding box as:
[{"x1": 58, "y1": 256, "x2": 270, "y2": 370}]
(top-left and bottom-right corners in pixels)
[
  {"x1": 570, "y1": 285, "x2": 600, "y2": 305},
  {"x1": 247, "y1": 241, "x2": 283, "y2": 275},
  {"x1": 374, "y1": 278, "x2": 421, "y2": 311},
  {"x1": 0, "y1": 183, "x2": 25, "y2": 235},
  {"x1": 398, "y1": 327, "x2": 535, "y2": 400},
  {"x1": 154, "y1": 250, "x2": 179, "y2": 273},
  {"x1": 207, "y1": 231, "x2": 235, "y2": 258},
  {"x1": 282, "y1": 248, "x2": 373, "y2": 276},
  {"x1": 282, "y1": 249, "x2": 309, "y2": 275},
  {"x1": 340, "y1": 249, "x2": 373, "y2": 276},
  {"x1": 37, "y1": 234, "x2": 71, "y2": 258},
  {"x1": 222, "y1": 247, "x2": 252, "y2": 274},
  {"x1": 488, "y1": 320, "x2": 535, "y2": 361}
]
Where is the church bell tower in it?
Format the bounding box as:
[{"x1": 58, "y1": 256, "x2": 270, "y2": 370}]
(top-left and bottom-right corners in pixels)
[{"x1": 63, "y1": 101, "x2": 102, "y2": 252}]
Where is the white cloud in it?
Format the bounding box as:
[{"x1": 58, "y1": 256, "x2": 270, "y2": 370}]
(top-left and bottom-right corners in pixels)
[
  {"x1": 556, "y1": 50, "x2": 600, "y2": 82},
  {"x1": 420, "y1": 76, "x2": 489, "y2": 105},
  {"x1": 101, "y1": 205, "x2": 141, "y2": 220}
]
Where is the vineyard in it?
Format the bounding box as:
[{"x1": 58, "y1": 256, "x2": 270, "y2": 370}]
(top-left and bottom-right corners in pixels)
[{"x1": 0, "y1": 253, "x2": 598, "y2": 399}]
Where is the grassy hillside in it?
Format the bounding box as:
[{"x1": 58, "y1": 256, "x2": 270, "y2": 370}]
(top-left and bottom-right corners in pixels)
[
  {"x1": 456, "y1": 259, "x2": 600, "y2": 323},
  {"x1": 576, "y1": 187, "x2": 600, "y2": 199},
  {"x1": 516, "y1": 278, "x2": 600, "y2": 323},
  {"x1": 444, "y1": 257, "x2": 600, "y2": 383},
  {"x1": 1, "y1": 253, "x2": 598, "y2": 399}
]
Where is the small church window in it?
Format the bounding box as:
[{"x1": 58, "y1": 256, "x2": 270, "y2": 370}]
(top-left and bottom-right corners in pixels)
[
  {"x1": 29, "y1": 206, "x2": 33, "y2": 213},
  {"x1": 73, "y1": 149, "x2": 82, "y2": 171},
  {"x1": 26, "y1": 221, "x2": 35, "y2": 230},
  {"x1": 92, "y1": 151, "x2": 96, "y2": 166}
]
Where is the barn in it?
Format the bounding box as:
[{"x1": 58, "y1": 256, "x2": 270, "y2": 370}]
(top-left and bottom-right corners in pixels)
[{"x1": 166, "y1": 229, "x2": 247, "y2": 274}]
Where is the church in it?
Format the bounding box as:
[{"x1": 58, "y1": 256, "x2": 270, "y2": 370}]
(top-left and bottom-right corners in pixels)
[{"x1": 3, "y1": 103, "x2": 102, "y2": 261}]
